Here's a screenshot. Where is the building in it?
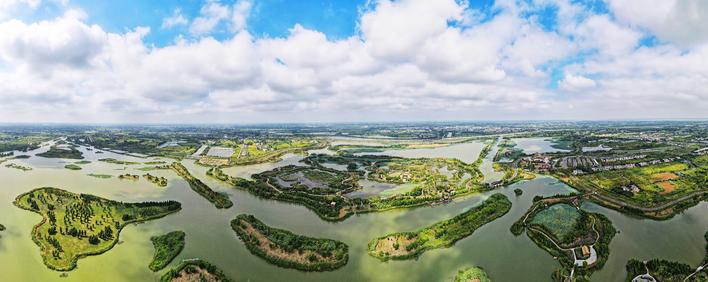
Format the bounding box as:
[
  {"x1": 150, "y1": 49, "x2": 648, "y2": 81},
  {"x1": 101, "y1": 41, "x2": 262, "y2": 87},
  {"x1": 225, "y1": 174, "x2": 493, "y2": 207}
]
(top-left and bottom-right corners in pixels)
[{"x1": 581, "y1": 245, "x2": 590, "y2": 257}]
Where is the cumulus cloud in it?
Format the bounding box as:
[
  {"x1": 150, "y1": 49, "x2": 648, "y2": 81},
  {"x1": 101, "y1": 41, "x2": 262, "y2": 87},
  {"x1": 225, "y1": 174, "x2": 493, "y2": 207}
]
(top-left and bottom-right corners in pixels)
[
  {"x1": 0, "y1": 0, "x2": 706, "y2": 122},
  {"x1": 189, "y1": 0, "x2": 252, "y2": 35},
  {"x1": 161, "y1": 8, "x2": 188, "y2": 29}
]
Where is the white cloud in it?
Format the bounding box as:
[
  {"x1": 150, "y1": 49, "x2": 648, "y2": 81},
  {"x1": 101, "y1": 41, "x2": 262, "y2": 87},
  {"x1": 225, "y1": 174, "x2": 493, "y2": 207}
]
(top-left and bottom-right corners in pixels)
[
  {"x1": 607, "y1": 0, "x2": 708, "y2": 47},
  {"x1": 0, "y1": 0, "x2": 41, "y2": 19},
  {"x1": 0, "y1": 0, "x2": 707, "y2": 122},
  {"x1": 161, "y1": 8, "x2": 188, "y2": 29},
  {"x1": 231, "y1": 0, "x2": 251, "y2": 31},
  {"x1": 189, "y1": 1, "x2": 230, "y2": 35},
  {"x1": 189, "y1": 0, "x2": 252, "y2": 36},
  {"x1": 559, "y1": 74, "x2": 596, "y2": 91}
]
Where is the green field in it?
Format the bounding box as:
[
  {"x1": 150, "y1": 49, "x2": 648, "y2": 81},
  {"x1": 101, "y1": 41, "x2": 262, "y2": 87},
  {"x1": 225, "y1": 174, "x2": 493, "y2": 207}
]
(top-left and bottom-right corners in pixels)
[
  {"x1": 568, "y1": 161, "x2": 706, "y2": 208},
  {"x1": 14, "y1": 187, "x2": 181, "y2": 271},
  {"x1": 529, "y1": 203, "x2": 584, "y2": 244}
]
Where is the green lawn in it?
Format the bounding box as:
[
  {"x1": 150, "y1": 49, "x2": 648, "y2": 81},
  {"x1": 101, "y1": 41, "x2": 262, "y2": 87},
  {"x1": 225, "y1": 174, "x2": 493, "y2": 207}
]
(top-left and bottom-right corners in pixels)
[{"x1": 529, "y1": 203, "x2": 582, "y2": 243}]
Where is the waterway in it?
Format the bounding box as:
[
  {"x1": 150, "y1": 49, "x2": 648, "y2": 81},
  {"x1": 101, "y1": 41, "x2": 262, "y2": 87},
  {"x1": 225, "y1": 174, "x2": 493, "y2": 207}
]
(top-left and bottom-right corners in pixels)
[{"x1": 0, "y1": 143, "x2": 705, "y2": 282}]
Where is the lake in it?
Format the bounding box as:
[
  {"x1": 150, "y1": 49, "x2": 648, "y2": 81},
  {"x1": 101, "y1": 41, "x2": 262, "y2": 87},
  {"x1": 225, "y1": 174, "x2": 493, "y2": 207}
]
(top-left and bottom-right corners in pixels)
[
  {"x1": 0, "y1": 144, "x2": 705, "y2": 281},
  {"x1": 511, "y1": 137, "x2": 571, "y2": 154}
]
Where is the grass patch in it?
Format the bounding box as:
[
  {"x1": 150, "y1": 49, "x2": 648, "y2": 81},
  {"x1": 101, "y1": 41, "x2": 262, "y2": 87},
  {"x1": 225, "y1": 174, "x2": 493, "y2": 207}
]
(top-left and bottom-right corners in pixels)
[{"x1": 529, "y1": 203, "x2": 585, "y2": 244}]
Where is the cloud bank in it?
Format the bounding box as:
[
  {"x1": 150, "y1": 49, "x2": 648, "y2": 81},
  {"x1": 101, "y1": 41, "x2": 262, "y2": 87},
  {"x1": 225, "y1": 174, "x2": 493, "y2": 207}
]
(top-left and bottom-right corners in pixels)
[{"x1": 0, "y1": 0, "x2": 707, "y2": 123}]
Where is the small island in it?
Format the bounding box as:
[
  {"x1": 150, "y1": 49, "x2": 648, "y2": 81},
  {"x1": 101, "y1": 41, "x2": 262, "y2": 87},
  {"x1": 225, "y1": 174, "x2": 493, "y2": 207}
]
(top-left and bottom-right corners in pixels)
[
  {"x1": 37, "y1": 146, "x2": 84, "y2": 159},
  {"x1": 368, "y1": 193, "x2": 511, "y2": 260},
  {"x1": 149, "y1": 231, "x2": 186, "y2": 272},
  {"x1": 87, "y1": 174, "x2": 112, "y2": 179},
  {"x1": 172, "y1": 162, "x2": 232, "y2": 209},
  {"x1": 98, "y1": 158, "x2": 139, "y2": 165},
  {"x1": 118, "y1": 173, "x2": 140, "y2": 180},
  {"x1": 231, "y1": 214, "x2": 349, "y2": 271},
  {"x1": 454, "y1": 266, "x2": 491, "y2": 282},
  {"x1": 14, "y1": 187, "x2": 181, "y2": 271},
  {"x1": 0, "y1": 223, "x2": 5, "y2": 231},
  {"x1": 64, "y1": 164, "x2": 82, "y2": 170},
  {"x1": 510, "y1": 194, "x2": 616, "y2": 281},
  {"x1": 160, "y1": 259, "x2": 232, "y2": 282},
  {"x1": 6, "y1": 163, "x2": 33, "y2": 171},
  {"x1": 143, "y1": 173, "x2": 168, "y2": 187},
  {"x1": 514, "y1": 188, "x2": 523, "y2": 196}
]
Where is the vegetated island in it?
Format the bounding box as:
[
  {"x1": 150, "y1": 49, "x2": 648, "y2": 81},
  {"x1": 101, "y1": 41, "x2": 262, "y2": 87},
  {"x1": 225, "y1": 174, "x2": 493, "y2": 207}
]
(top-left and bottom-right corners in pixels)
[
  {"x1": 149, "y1": 231, "x2": 186, "y2": 272},
  {"x1": 231, "y1": 214, "x2": 349, "y2": 271},
  {"x1": 98, "y1": 158, "x2": 139, "y2": 165},
  {"x1": 510, "y1": 194, "x2": 616, "y2": 281},
  {"x1": 368, "y1": 193, "x2": 511, "y2": 261},
  {"x1": 0, "y1": 223, "x2": 5, "y2": 231},
  {"x1": 118, "y1": 173, "x2": 140, "y2": 180},
  {"x1": 454, "y1": 266, "x2": 491, "y2": 282},
  {"x1": 160, "y1": 259, "x2": 232, "y2": 282},
  {"x1": 171, "y1": 162, "x2": 233, "y2": 209},
  {"x1": 143, "y1": 173, "x2": 168, "y2": 187},
  {"x1": 37, "y1": 145, "x2": 84, "y2": 159},
  {"x1": 6, "y1": 163, "x2": 33, "y2": 171},
  {"x1": 208, "y1": 146, "x2": 500, "y2": 222},
  {"x1": 14, "y1": 187, "x2": 181, "y2": 271},
  {"x1": 624, "y1": 231, "x2": 707, "y2": 282},
  {"x1": 87, "y1": 174, "x2": 112, "y2": 179},
  {"x1": 64, "y1": 164, "x2": 82, "y2": 170}
]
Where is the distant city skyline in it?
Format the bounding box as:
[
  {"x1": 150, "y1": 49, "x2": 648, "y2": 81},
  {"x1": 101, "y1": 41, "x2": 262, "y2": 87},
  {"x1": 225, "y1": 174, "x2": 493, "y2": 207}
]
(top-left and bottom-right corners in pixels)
[{"x1": 1, "y1": 0, "x2": 707, "y2": 123}]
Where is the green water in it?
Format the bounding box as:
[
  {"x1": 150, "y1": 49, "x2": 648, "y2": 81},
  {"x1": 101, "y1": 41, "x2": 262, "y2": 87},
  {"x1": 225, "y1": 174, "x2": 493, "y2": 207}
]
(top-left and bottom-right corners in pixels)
[{"x1": 0, "y1": 143, "x2": 705, "y2": 281}]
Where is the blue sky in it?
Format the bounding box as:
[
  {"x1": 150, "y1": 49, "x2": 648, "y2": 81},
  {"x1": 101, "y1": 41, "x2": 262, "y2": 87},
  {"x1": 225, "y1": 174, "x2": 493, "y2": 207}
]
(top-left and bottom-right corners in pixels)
[
  {"x1": 0, "y1": 0, "x2": 706, "y2": 123},
  {"x1": 22, "y1": 0, "x2": 598, "y2": 45},
  {"x1": 47, "y1": 0, "x2": 367, "y2": 45}
]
